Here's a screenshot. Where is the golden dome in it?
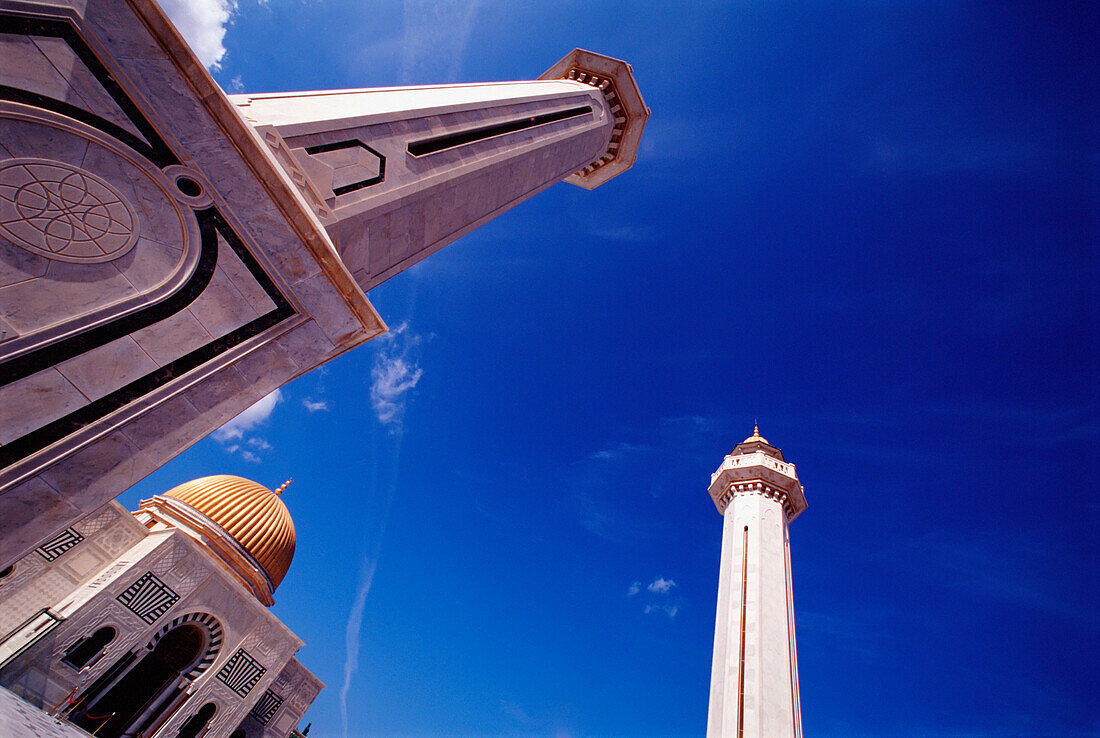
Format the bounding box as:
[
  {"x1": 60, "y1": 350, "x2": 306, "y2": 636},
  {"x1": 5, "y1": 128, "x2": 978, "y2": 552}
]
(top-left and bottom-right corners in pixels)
[
  {"x1": 163, "y1": 475, "x2": 296, "y2": 589},
  {"x1": 743, "y1": 424, "x2": 769, "y2": 445}
]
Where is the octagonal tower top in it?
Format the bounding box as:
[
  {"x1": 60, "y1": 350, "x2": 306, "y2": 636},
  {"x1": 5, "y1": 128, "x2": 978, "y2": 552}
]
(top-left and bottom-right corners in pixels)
[
  {"x1": 708, "y1": 427, "x2": 808, "y2": 521},
  {"x1": 540, "y1": 49, "x2": 650, "y2": 189}
]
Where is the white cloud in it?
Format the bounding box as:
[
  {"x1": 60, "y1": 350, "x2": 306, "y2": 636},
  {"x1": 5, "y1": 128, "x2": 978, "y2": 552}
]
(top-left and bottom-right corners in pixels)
[
  {"x1": 588, "y1": 442, "x2": 651, "y2": 461},
  {"x1": 239, "y1": 450, "x2": 260, "y2": 464},
  {"x1": 647, "y1": 577, "x2": 676, "y2": 594},
  {"x1": 246, "y1": 437, "x2": 272, "y2": 451},
  {"x1": 627, "y1": 581, "x2": 641, "y2": 596},
  {"x1": 159, "y1": 0, "x2": 236, "y2": 70},
  {"x1": 302, "y1": 398, "x2": 330, "y2": 413},
  {"x1": 370, "y1": 323, "x2": 423, "y2": 429},
  {"x1": 644, "y1": 603, "x2": 679, "y2": 619},
  {"x1": 341, "y1": 559, "x2": 377, "y2": 738},
  {"x1": 213, "y1": 389, "x2": 282, "y2": 442}
]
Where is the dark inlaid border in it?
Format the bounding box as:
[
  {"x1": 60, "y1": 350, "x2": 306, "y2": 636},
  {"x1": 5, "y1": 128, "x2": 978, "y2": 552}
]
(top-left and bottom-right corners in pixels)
[
  {"x1": 0, "y1": 13, "x2": 297, "y2": 468},
  {"x1": 0, "y1": 15, "x2": 178, "y2": 168},
  {"x1": 303, "y1": 139, "x2": 386, "y2": 195},
  {"x1": 407, "y1": 105, "x2": 593, "y2": 157},
  {"x1": 0, "y1": 210, "x2": 295, "y2": 468}
]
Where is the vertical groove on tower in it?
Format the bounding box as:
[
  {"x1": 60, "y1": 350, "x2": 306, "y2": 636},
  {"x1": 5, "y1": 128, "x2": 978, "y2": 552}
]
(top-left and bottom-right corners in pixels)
[{"x1": 738, "y1": 524, "x2": 748, "y2": 738}]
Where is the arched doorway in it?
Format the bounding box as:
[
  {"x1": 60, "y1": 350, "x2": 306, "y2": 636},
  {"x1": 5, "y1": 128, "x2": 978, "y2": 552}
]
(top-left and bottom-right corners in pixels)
[
  {"x1": 177, "y1": 701, "x2": 217, "y2": 738},
  {"x1": 71, "y1": 624, "x2": 206, "y2": 738},
  {"x1": 61, "y1": 626, "x2": 116, "y2": 669}
]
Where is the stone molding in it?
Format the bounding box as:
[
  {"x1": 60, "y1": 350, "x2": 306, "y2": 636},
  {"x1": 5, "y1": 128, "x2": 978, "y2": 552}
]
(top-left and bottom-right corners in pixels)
[
  {"x1": 539, "y1": 48, "x2": 650, "y2": 189},
  {"x1": 708, "y1": 450, "x2": 807, "y2": 521},
  {"x1": 714, "y1": 482, "x2": 796, "y2": 521}
]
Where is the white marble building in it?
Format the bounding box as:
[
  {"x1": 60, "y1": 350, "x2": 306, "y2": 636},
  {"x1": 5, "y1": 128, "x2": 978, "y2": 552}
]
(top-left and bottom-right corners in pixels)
[
  {"x1": 707, "y1": 428, "x2": 806, "y2": 738},
  {"x1": 0, "y1": 475, "x2": 321, "y2": 738}
]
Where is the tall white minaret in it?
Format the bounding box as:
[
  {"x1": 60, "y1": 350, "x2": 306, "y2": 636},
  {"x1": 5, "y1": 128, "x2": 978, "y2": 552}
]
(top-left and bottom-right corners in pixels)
[{"x1": 706, "y1": 427, "x2": 807, "y2": 737}]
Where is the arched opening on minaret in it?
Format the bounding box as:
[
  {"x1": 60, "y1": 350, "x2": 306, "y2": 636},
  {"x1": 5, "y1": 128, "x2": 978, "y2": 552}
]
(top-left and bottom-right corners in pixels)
[
  {"x1": 61, "y1": 626, "x2": 116, "y2": 669},
  {"x1": 71, "y1": 624, "x2": 206, "y2": 738},
  {"x1": 176, "y1": 701, "x2": 217, "y2": 738}
]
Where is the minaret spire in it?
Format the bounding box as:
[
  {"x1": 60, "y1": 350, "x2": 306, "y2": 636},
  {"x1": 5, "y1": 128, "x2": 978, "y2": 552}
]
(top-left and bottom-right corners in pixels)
[{"x1": 706, "y1": 433, "x2": 806, "y2": 737}]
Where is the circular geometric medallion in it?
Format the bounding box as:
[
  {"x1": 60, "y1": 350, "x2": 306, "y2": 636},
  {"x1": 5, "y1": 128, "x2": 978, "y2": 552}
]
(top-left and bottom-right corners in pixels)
[{"x1": 0, "y1": 158, "x2": 139, "y2": 263}]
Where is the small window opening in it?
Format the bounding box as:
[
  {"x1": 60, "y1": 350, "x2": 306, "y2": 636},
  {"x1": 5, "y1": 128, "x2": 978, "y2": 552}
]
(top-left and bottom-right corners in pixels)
[
  {"x1": 177, "y1": 702, "x2": 217, "y2": 738},
  {"x1": 62, "y1": 626, "x2": 116, "y2": 669}
]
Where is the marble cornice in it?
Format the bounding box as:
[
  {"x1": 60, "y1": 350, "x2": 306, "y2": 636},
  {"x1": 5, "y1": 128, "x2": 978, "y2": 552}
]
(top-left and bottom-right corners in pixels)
[{"x1": 137, "y1": 495, "x2": 277, "y2": 606}]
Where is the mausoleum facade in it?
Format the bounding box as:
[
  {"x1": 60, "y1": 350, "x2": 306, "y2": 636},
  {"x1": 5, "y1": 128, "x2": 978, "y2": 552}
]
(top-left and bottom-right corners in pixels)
[{"x1": 0, "y1": 475, "x2": 321, "y2": 738}]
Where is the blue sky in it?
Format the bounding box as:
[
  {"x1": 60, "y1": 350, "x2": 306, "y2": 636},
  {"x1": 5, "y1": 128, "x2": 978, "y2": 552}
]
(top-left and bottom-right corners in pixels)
[{"x1": 123, "y1": 1, "x2": 1097, "y2": 736}]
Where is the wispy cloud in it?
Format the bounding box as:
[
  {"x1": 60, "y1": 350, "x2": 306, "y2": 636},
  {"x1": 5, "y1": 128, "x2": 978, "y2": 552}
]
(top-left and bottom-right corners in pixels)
[
  {"x1": 302, "y1": 398, "x2": 329, "y2": 413},
  {"x1": 370, "y1": 323, "x2": 424, "y2": 430},
  {"x1": 592, "y1": 225, "x2": 655, "y2": 243},
  {"x1": 647, "y1": 577, "x2": 676, "y2": 594},
  {"x1": 400, "y1": 0, "x2": 481, "y2": 84},
  {"x1": 341, "y1": 559, "x2": 378, "y2": 738},
  {"x1": 211, "y1": 389, "x2": 281, "y2": 462},
  {"x1": 159, "y1": 0, "x2": 235, "y2": 70},
  {"x1": 629, "y1": 577, "x2": 682, "y2": 618},
  {"x1": 213, "y1": 389, "x2": 281, "y2": 442},
  {"x1": 499, "y1": 699, "x2": 535, "y2": 727},
  {"x1": 644, "y1": 603, "x2": 679, "y2": 619},
  {"x1": 588, "y1": 441, "x2": 651, "y2": 461}
]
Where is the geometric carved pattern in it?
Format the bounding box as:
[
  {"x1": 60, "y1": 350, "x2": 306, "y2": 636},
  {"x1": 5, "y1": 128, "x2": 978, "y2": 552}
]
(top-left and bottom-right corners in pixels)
[
  {"x1": 77, "y1": 507, "x2": 117, "y2": 536},
  {"x1": 35, "y1": 527, "x2": 84, "y2": 561},
  {"x1": 0, "y1": 159, "x2": 138, "y2": 263},
  {"x1": 115, "y1": 571, "x2": 179, "y2": 624},
  {"x1": 216, "y1": 648, "x2": 266, "y2": 697},
  {"x1": 149, "y1": 612, "x2": 223, "y2": 680},
  {"x1": 248, "y1": 690, "x2": 283, "y2": 725}
]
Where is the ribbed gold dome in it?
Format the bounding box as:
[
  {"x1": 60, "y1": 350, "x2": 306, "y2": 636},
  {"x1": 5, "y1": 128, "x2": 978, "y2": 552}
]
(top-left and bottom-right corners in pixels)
[{"x1": 164, "y1": 475, "x2": 296, "y2": 589}]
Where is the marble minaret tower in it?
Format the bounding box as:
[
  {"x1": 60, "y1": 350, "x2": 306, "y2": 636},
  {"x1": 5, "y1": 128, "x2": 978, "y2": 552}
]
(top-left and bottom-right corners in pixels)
[{"x1": 706, "y1": 427, "x2": 806, "y2": 737}]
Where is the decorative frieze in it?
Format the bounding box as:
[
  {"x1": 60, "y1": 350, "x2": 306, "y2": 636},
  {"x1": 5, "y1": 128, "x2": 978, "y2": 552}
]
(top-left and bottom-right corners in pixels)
[
  {"x1": 34, "y1": 528, "x2": 83, "y2": 561},
  {"x1": 216, "y1": 648, "x2": 267, "y2": 697},
  {"x1": 115, "y1": 571, "x2": 179, "y2": 624},
  {"x1": 249, "y1": 689, "x2": 283, "y2": 725}
]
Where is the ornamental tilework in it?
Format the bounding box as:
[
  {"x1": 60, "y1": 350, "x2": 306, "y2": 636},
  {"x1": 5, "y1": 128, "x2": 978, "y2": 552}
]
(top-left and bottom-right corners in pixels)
[
  {"x1": 34, "y1": 528, "x2": 84, "y2": 561},
  {"x1": 216, "y1": 648, "x2": 266, "y2": 697},
  {"x1": 115, "y1": 571, "x2": 179, "y2": 624},
  {"x1": 249, "y1": 689, "x2": 283, "y2": 725}
]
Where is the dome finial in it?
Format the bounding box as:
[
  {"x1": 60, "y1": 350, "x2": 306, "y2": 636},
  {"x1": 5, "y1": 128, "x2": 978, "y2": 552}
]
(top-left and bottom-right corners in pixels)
[
  {"x1": 275, "y1": 479, "x2": 292, "y2": 495},
  {"x1": 743, "y1": 424, "x2": 769, "y2": 445}
]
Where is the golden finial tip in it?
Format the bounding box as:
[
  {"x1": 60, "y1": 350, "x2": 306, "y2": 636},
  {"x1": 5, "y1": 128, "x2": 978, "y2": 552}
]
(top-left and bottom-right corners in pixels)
[
  {"x1": 743, "y1": 424, "x2": 769, "y2": 445},
  {"x1": 274, "y1": 479, "x2": 292, "y2": 495}
]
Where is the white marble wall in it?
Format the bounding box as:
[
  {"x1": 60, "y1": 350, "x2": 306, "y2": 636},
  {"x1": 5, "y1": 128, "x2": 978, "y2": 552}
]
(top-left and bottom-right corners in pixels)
[
  {"x1": 0, "y1": 523, "x2": 319, "y2": 738},
  {"x1": 0, "y1": 3, "x2": 647, "y2": 576},
  {"x1": 707, "y1": 484, "x2": 802, "y2": 738},
  {"x1": 0, "y1": 503, "x2": 145, "y2": 638}
]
